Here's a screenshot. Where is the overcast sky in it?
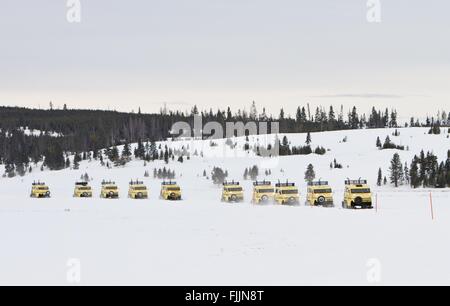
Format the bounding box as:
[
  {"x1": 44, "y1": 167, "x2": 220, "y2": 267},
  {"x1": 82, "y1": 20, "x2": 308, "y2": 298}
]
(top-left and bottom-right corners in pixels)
[{"x1": 1, "y1": 0, "x2": 449, "y2": 118}]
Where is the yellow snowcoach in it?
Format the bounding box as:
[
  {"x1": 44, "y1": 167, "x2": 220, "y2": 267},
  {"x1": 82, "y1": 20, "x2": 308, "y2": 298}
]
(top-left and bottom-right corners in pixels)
[
  {"x1": 128, "y1": 180, "x2": 148, "y2": 199},
  {"x1": 274, "y1": 181, "x2": 299, "y2": 205},
  {"x1": 160, "y1": 181, "x2": 182, "y2": 200},
  {"x1": 100, "y1": 180, "x2": 119, "y2": 199},
  {"x1": 251, "y1": 181, "x2": 275, "y2": 204},
  {"x1": 73, "y1": 181, "x2": 93, "y2": 198},
  {"x1": 30, "y1": 181, "x2": 51, "y2": 198},
  {"x1": 342, "y1": 179, "x2": 373, "y2": 209},
  {"x1": 306, "y1": 181, "x2": 334, "y2": 207},
  {"x1": 221, "y1": 181, "x2": 244, "y2": 203}
]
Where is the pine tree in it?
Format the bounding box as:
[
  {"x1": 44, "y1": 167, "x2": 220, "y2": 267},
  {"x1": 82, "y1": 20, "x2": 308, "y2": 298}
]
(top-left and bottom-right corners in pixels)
[
  {"x1": 296, "y1": 107, "x2": 302, "y2": 123},
  {"x1": 399, "y1": 162, "x2": 405, "y2": 184},
  {"x1": 306, "y1": 132, "x2": 312, "y2": 145},
  {"x1": 390, "y1": 110, "x2": 398, "y2": 127},
  {"x1": 212, "y1": 167, "x2": 227, "y2": 185},
  {"x1": 436, "y1": 162, "x2": 446, "y2": 188},
  {"x1": 376, "y1": 136, "x2": 382, "y2": 148},
  {"x1": 250, "y1": 165, "x2": 259, "y2": 180},
  {"x1": 328, "y1": 106, "x2": 336, "y2": 129},
  {"x1": 279, "y1": 108, "x2": 285, "y2": 120},
  {"x1": 122, "y1": 142, "x2": 132, "y2": 158},
  {"x1": 426, "y1": 152, "x2": 439, "y2": 187},
  {"x1": 243, "y1": 168, "x2": 249, "y2": 180},
  {"x1": 249, "y1": 101, "x2": 257, "y2": 120},
  {"x1": 383, "y1": 136, "x2": 392, "y2": 148},
  {"x1": 403, "y1": 162, "x2": 410, "y2": 185},
  {"x1": 164, "y1": 148, "x2": 169, "y2": 164},
  {"x1": 44, "y1": 141, "x2": 65, "y2": 170},
  {"x1": 377, "y1": 168, "x2": 383, "y2": 186},
  {"x1": 150, "y1": 140, "x2": 157, "y2": 160},
  {"x1": 349, "y1": 106, "x2": 359, "y2": 129},
  {"x1": 108, "y1": 146, "x2": 119, "y2": 161},
  {"x1": 304, "y1": 164, "x2": 316, "y2": 183},
  {"x1": 389, "y1": 153, "x2": 403, "y2": 187},
  {"x1": 134, "y1": 139, "x2": 145, "y2": 159},
  {"x1": 16, "y1": 163, "x2": 25, "y2": 177},
  {"x1": 73, "y1": 152, "x2": 81, "y2": 170}
]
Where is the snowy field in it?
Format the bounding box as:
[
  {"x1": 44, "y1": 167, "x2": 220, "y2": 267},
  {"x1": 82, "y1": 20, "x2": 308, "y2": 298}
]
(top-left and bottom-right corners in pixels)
[{"x1": 0, "y1": 127, "x2": 449, "y2": 285}]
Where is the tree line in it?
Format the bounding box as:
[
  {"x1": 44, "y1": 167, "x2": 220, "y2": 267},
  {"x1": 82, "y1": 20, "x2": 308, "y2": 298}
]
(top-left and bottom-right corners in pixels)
[
  {"x1": 1, "y1": 104, "x2": 448, "y2": 175},
  {"x1": 380, "y1": 150, "x2": 450, "y2": 188}
]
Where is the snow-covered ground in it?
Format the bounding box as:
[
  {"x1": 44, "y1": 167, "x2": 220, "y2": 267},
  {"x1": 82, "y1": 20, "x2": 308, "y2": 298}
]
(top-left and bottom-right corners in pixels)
[
  {"x1": 0, "y1": 127, "x2": 449, "y2": 285},
  {"x1": 19, "y1": 127, "x2": 63, "y2": 137},
  {"x1": 0, "y1": 127, "x2": 63, "y2": 137}
]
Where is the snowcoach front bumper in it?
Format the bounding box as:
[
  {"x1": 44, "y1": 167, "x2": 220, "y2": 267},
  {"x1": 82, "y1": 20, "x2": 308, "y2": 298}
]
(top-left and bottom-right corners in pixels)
[
  {"x1": 167, "y1": 195, "x2": 181, "y2": 200},
  {"x1": 351, "y1": 202, "x2": 373, "y2": 209},
  {"x1": 317, "y1": 200, "x2": 334, "y2": 207}
]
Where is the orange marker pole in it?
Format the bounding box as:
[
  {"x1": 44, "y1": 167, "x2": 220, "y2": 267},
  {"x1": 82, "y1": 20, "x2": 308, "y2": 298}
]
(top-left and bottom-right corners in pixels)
[{"x1": 430, "y1": 192, "x2": 435, "y2": 221}]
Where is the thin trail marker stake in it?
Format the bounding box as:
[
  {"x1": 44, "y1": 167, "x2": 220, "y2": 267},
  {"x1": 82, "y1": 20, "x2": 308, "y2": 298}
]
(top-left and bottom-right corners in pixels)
[{"x1": 430, "y1": 192, "x2": 435, "y2": 221}]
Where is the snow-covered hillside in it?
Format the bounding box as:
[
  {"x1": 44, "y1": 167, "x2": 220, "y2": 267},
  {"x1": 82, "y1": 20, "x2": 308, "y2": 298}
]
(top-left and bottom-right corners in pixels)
[{"x1": 0, "y1": 127, "x2": 449, "y2": 285}]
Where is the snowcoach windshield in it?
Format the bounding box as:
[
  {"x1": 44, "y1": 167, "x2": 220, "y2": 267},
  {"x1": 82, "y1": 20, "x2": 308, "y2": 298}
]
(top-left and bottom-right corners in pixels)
[
  {"x1": 133, "y1": 187, "x2": 147, "y2": 191},
  {"x1": 314, "y1": 188, "x2": 332, "y2": 194},
  {"x1": 227, "y1": 187, "x2": 242, "y2": 192},
  {"x1": 167, "y1": 187, "x2": 180, "y2": 191},
  {"x1": 257, "y1": 188, "x2": 274, "y2": 193},
  {"x1": 78, "y1": 187, "x2": 91, "y2": 190},
  {"x1": 105, "y1": 186, "x2": 117, "y2": 190},
  {"x1": 282, "y1": 189, "x2": 298, "y2": 194},
  {"x1": 351, "y1": 188, "x2": 371, "y2": 193},
  {"x1": 37, "y1": 187, "x2": 48, "y2": 190}
]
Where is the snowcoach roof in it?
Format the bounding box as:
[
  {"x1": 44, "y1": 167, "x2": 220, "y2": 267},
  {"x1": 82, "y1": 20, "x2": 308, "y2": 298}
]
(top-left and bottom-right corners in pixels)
[
  {"x1": 130, "y1": 180, "x2": 144, "y2": 185},
  {"x1": 308, "y1": 181, "x2": 329, "y2": 186},
  {"x1": 253, "y1": 180, "x2": 272, "y2": 186},
  {"x1": 223, "y1": 181, "x2": 240, "y2": 186},
  {"x1": 32, "y1": 181, "x2": 46, "y2": 186},
  {"x1": 275, "y1": 181, "x2": 295, "y2": 187},
  {"x1": 162, "y1": 181, "x2": 177, "y2": 186},
  {"x1": 101, "y1": 180, "x2": 116, "y2": 185},
  {"x1": 345, "y1": 179, "x2": 368, "y2": 185}
]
